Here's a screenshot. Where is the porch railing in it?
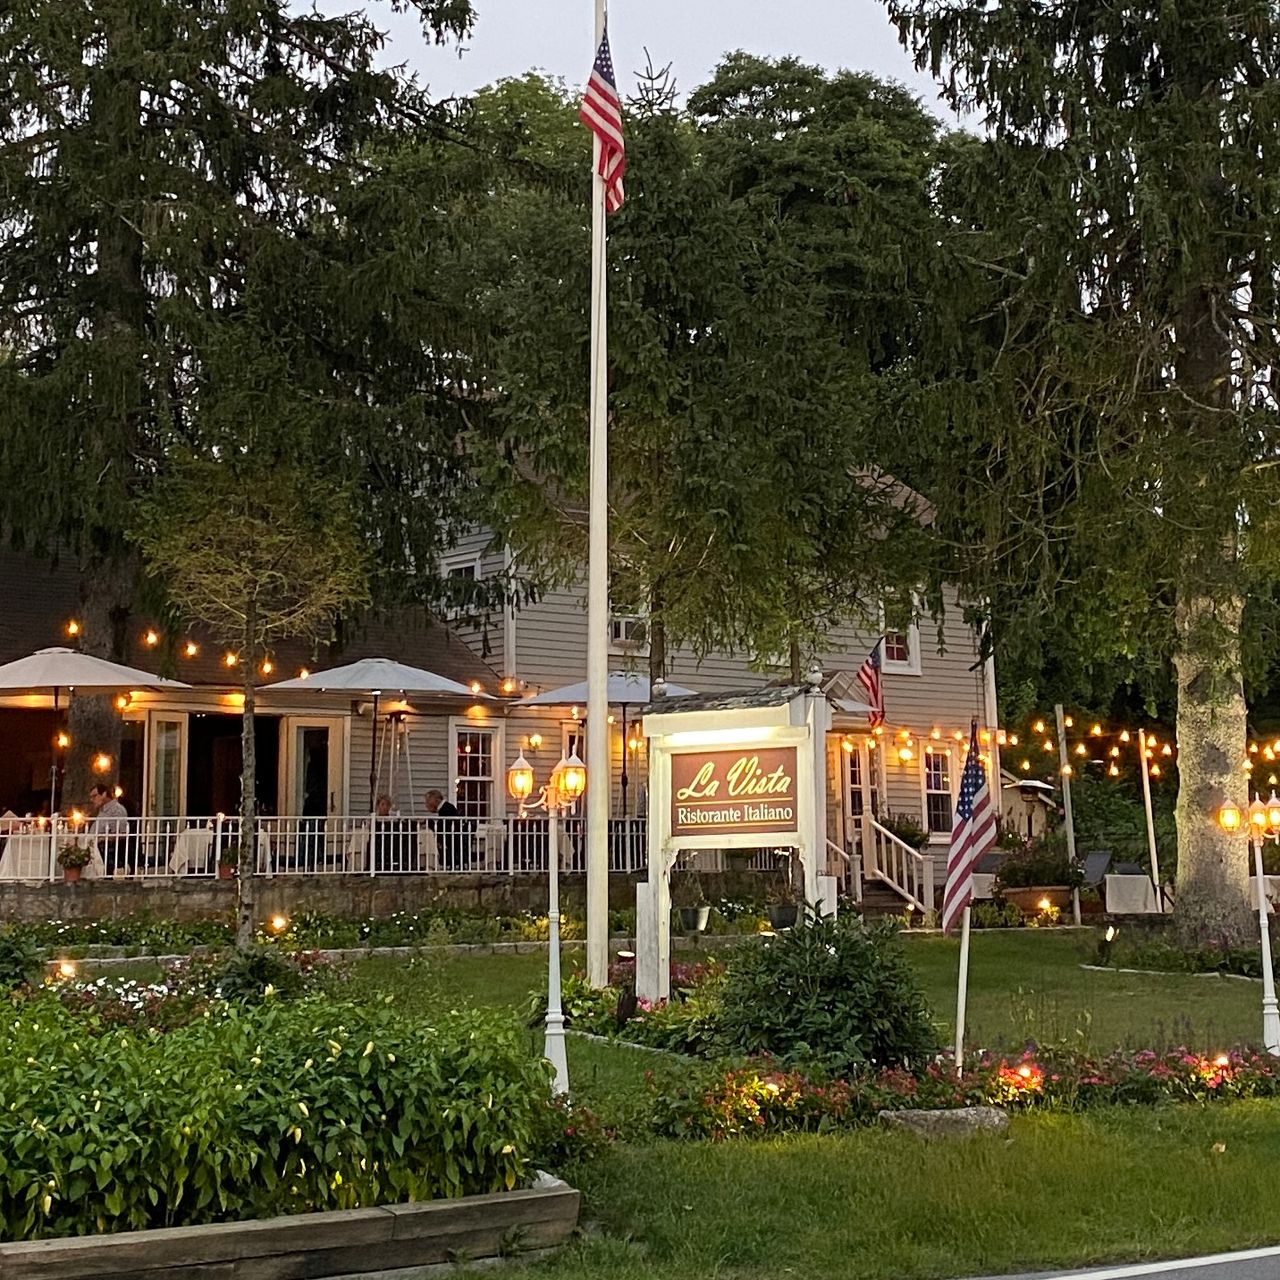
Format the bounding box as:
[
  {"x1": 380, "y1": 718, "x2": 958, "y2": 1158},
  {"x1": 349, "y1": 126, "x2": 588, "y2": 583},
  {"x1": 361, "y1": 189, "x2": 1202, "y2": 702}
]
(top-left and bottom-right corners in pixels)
[
  {"x1": 864, "y1": 817, "x2": 936, "y2": 913},
  {"x1": 0, "y1": 815, "x2": 654, "y2": 880}
]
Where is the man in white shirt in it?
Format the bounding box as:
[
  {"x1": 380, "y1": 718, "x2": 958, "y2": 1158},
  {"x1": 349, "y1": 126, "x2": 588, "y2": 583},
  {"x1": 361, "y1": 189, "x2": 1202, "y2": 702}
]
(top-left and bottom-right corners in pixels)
[{"x1": 89, "y1": 784, "x2": 130, "y2": 874}]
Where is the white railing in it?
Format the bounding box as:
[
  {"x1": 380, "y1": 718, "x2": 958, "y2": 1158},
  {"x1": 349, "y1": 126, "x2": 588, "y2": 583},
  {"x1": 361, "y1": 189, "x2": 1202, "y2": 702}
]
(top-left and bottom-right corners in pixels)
[
  {"x1": 828, "y1": 839, "x2": 861, "y2": 903},
  {"x1": 865, "y1": 818, "x2": 935, "y2": 913},
  {"x1": 0, "y1": 815, "x2": 654, "y2": 881}
]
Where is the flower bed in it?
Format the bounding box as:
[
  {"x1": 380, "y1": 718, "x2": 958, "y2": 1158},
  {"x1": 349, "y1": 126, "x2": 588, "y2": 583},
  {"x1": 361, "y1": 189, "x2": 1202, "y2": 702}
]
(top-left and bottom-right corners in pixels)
[
  {"x1": 0, "y1": 991, "x2": 561, "y2": 1239},
  {"x1": 647, "y1": 1047, "x2": 1280, "y2": 1140}
]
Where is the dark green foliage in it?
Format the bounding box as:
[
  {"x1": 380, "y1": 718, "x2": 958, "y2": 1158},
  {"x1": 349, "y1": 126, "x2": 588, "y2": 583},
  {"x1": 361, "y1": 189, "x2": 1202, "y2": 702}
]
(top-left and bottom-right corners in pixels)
[
  {"x1": 0, "y1": 995, "x2": 552, "y2": 1238},
  {"x1": 995, "y1": 831, "x2": 1085, "y2": 889},
  {"x1": 211, "y1": 947, "x2": 312, "y2": 1005},
  {"x1": 714, "y1": 914, "x2": 937, "y2": 1073},
  {"x1": 0, "y1": 932, "x2": 42, "y2": 991}
]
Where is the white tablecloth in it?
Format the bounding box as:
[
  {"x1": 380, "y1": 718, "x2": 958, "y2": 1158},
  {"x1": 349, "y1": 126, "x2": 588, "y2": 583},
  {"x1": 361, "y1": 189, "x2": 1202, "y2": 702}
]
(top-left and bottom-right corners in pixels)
[
  {"x1": 0, "y1": 834, "x2": 52, "y2": 879},
  {"x1": 1105, "y1": 874, "x2": 1163, "y2": 914},
  {"x1": 971, "y1": 873, "x2": 997, "y2": 901},
  {"x1": 171, "y1": 828, "x2": 213, "y2": 874}
]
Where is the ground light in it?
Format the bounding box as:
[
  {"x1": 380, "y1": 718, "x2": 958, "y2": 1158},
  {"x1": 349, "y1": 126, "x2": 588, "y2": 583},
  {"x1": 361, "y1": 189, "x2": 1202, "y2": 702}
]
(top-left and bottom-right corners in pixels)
[
  {"x1": 268, "y1": 914, "x2": 289, "y2": 935},
  {"x1": 507, "y1": 750, "x2": 587, "y2": 1096},
  {"x1": 1218, "y1": 797, "x2": 1280, "y2": 1053}
]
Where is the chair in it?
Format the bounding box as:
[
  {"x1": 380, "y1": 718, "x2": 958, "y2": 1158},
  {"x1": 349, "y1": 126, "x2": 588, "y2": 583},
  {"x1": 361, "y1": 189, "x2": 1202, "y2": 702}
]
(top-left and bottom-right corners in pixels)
[{"x1": 1080, "y1": 850, "x2": 1112, "y2": 888}]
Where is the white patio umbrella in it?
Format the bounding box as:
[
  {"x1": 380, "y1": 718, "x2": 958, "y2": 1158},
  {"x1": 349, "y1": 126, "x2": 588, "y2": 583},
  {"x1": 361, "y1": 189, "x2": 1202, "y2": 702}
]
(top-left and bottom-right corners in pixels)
[
  {"x1": 522, "y1": 672, "x2": 697, "y2": 817},
  {"x1": 266, "y1": 657, "x2": 477, "y2": 811},
  {"x1": 0, "y1": 646, "x2": 191, "y2": 813}
]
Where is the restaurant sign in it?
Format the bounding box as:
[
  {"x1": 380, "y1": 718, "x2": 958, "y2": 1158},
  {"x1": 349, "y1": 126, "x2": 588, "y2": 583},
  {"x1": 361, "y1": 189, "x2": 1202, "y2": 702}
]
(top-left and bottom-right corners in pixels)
[{"x1": 670, "y1": 746, "x2": 799, "y2": 839}]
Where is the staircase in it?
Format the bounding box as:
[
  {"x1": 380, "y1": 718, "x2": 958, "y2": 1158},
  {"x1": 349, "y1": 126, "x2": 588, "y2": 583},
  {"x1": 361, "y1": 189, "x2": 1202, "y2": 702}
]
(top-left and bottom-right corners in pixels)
[{"x1": 857, "y1": 879, "x2": 917, "y2": 921}]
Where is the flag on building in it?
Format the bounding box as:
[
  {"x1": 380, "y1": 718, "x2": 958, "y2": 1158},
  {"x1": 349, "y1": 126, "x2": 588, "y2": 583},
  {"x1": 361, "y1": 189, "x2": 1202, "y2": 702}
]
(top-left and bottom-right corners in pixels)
[
  {"x1": 856, "y1": 639, "x2": 885, "y2": 729},
  {"x1": 579, "y1": 27, "x2": 626, "y2": 212},
  {"x1": 941, "y1": 722, "x2": 997, "y2": 933}
]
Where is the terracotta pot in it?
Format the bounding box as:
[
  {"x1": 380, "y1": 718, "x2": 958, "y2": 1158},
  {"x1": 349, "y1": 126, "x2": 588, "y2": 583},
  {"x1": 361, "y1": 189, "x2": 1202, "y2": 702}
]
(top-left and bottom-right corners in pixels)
[
  {"x1": 61, "y1": 866, "x2": 81, "y2": 884},
  {"x1": 217, "y1": 863, "x2": 235, "y2": 880},
  {"x1": 1002, "y1": 885, "x2": 1073, "y2": 916}
]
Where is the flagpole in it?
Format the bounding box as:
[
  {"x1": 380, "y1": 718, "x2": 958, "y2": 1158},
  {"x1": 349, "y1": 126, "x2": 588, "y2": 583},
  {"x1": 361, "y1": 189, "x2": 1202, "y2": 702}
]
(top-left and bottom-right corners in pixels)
[
  {"x1": 584, "y1": 0, "x2": 611, "y2": 988},
  {"x1": 954, "y1": 903, "x2": 971, "y2": 1077}
]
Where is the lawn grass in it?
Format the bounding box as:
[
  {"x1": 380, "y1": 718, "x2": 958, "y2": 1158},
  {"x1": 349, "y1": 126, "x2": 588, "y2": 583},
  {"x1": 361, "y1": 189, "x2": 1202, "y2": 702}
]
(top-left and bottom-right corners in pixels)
[
  {"x1": 530, "y1": 1102, "x2": 1280, "y2": 1280},
  {"x1": 352, "y1": 931, "x2": 1280, "y2": 1279}
]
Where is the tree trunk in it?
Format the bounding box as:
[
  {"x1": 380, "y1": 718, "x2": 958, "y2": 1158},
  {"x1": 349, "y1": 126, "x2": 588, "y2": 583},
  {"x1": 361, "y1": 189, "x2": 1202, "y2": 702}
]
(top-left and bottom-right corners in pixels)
[
  {"x1": 64, "y1": 554, "x2": 133, "y2": 810},
  {"x1": 236, "y1": 632, "x2": 257, "y2": 950},
  {"x1": 1172, "y1": 588, "x2": 1254, "y2": 947},
  {"x1": 647, "y1": 581, "x2": 666, "y2": 686},
  {"x1": 788, "y1": 638, "x2": 803, "y2": 685}
]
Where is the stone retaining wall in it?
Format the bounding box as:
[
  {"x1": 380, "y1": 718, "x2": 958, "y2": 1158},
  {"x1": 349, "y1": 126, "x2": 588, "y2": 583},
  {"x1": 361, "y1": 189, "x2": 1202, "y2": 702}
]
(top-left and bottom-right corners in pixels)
[
  {"x1": 0, "y1": 872, "x2": 649, "y2": 923},
  {"x1": 0, "y1": 1176, "x2": 580, "y2": 1279}
]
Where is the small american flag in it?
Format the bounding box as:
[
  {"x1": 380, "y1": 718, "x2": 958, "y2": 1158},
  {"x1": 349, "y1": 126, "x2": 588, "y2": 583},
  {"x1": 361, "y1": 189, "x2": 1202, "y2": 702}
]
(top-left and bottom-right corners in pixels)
[
  {"x1": 941, "y1": 722, "x2": 998, "y2": 933},
  {"x1": 856, "y1": 640, "x2": 885, "y2": 729},
  {"x1": 579, "y1": 28, "x2": 625, "y2": 213}
]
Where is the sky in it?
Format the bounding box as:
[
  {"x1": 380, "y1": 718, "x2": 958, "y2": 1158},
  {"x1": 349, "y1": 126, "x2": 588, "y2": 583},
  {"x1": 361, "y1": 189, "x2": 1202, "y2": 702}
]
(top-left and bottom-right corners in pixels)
[{"x1": 343, "y1": 0, "x2": 955, "y2": 120}]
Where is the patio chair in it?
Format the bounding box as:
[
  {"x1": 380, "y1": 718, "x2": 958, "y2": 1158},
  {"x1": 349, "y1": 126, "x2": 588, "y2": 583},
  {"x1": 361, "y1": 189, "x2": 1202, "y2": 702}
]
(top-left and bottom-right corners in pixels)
[{"x1": 1080, "y1": 850, "x2": 1112, "y2": 889}]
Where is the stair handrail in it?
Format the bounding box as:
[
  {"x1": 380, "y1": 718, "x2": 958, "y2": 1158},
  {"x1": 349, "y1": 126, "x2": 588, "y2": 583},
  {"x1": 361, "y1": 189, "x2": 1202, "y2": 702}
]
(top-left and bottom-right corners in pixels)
[
  {"x1": 827, "y1": 838, "x2": 861, "y2": 903},
  {"x1": 866, "y1": 817, "x2": 934, "y2": 914}
]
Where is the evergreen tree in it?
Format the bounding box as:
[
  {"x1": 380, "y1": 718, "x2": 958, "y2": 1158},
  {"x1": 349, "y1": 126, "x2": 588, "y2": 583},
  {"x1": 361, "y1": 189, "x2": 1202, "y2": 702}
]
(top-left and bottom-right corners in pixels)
[
  {"x1": 0, "y1": 0, "x2": 479, "y2": 801},
  {"x1": 878, "y1": 0, "x2": 1280, "y2": 942}
]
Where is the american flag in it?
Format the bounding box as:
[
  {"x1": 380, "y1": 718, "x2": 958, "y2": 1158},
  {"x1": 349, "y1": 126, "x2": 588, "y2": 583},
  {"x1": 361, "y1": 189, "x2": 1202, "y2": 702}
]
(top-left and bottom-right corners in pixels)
[
  {"x1": 856, "y1": 640, "x2": 885, "y2": 729},
  {"x1": 579, "y1": 28, "x2": 626, "y2": 213},
  {"x1": 941, "y1": 722, "x2": 997, "y2": 934}
]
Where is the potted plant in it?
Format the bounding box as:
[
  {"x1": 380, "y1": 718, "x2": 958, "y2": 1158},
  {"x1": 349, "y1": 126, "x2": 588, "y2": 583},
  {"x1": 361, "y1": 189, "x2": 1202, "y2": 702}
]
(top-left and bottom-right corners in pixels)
[
  {"x1": 994, "y1": 831, "x2": 1083, "y2": 916},
  {"x1": 671, "y1": 873, "x2": 711, "y2": 934},
  {"x1": 217, "y1": 847, "x2": 237, "y2": 880},
  {"x1": 766, "y1": 874, "x2": 799, "y2": 930},
  {"x1": 879, "y1": 812, "x2": 930, "y2": 852},
  {"x1": 57, "y1": 842, "x2": 91, "y2": 883}
]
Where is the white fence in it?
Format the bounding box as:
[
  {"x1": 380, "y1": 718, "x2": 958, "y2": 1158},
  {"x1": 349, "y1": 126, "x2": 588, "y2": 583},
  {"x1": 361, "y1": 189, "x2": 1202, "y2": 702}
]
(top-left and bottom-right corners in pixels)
[{"x1": 0, "y1": 815, "x2": 654, "y2": 880}]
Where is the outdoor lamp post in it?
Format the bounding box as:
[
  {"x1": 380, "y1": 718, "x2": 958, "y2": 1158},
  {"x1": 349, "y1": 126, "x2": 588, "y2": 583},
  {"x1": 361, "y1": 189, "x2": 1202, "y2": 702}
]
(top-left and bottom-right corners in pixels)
[
  {"x1": 508, "y1": 750, "x2": 586, "y2": 1095},
  {"x1": 1218, "y1": 795, "x2": 1280, "y2": 1053}
]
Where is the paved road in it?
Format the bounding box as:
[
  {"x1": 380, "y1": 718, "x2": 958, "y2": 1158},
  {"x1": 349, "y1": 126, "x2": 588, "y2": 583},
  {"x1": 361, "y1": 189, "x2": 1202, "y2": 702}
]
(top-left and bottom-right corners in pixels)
[{"x1": 969, "y1": 1245, "x2": 1280, "y2": 1280}]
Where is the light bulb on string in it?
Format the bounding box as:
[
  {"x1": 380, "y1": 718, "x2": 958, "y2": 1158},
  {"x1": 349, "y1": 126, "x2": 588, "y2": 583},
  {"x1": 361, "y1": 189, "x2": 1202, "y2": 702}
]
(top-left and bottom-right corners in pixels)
[
  {"x1": 1042, "y1": 739, "x2": 1054, "y2": 753},
  {"x1": 1074, "y1": 743, "x2": 1087, "y2": 757},
  {"x1": 1064, "y1": 715, "x2": 1074, "y2": 728},
  {"x1": 1033, "y1": 719, "x2": 1045, "y2": 734},
  {"x1": 1109, "y1": 746, "x2": 1120, "y2": 758},
  {"x1": 1108, "y1": 764, "x2": 1120, "y2": 777},
  {"x1": 1119, "y1": 730, "x2": 1131, "y2": 743},
  {"x1": 1091, "y1": 723, "x2": 1103, "y2": 736}
]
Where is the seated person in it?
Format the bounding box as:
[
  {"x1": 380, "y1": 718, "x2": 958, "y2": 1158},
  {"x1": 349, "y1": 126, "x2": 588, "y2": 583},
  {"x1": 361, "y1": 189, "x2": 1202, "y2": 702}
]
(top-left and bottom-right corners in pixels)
[
  {"x1": 371, "y1": 794, "x2": 415, "y2": 871},
  {"x1": 89, "y1": 784, "x2": 130, "y2": 874}
]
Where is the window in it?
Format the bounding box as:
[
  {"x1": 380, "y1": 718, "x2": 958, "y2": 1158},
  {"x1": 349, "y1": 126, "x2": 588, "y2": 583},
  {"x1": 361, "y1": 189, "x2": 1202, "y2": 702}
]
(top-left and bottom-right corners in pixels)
[
  {"x1": 845, "y1": 741, "x2": 882, "y2": 854},
  {"x1": 880, "y1": 593, "x2": 921, "y2": 675},
  {"x1": 448, "y1": 562, "x2": 478, "y2": 582},
  {"x1": 453, "y1": 726, "x2": 496, "y2": 818},
  {"x1": 609, "y1": 612, "x2": 647, "y2": 653},
  {"x1": 924, "y1": 749, "x2": 953, "y2": 835}
]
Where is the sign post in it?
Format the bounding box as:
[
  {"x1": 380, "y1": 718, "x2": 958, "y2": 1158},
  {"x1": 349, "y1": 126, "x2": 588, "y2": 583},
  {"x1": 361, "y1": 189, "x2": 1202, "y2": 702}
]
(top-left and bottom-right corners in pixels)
[{"x1": 636, "y1": 687, "x2": 831, "y2": 1002}]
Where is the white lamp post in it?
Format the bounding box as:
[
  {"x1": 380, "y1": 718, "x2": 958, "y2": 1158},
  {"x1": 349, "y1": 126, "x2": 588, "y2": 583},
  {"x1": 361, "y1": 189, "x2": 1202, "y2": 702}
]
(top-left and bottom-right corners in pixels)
[
  {"x1": 508, "y1": 750, "x2": 587, "y2": 1095},
  {"x1": 1219, "y1": 795, "x2": 1280, "y2": 1053}
]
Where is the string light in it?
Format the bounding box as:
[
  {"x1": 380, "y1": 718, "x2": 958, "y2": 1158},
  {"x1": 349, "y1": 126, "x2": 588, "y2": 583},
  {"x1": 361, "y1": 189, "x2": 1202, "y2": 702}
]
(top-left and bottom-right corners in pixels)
[
  {"x1": 114, "y1": 693, "x2": 130, "y2": 711},
  {"x1": 1008, "y1": 734, "x2": 1019, "y2": 746},
  {"x1": 1020, "y1": 759, "x2": 1031, "y2": 771},
  {"x1": 1110, "y1": 746, "x2": 1121, "y2": 758},
  {"x1": 1109, "y1": 764, "x2": 1120, "y2": 777},
  {"x1": 55, "y1": 732, "x2": 70, "y2": 749},
  {"x1": 1150, "y1": 763, "x2": 1162, "y2": 777},
  {"x1": 299, "y1": 668, "x2": 310, "y2": 679},
  {"x1": 1091, "y1": 723, "x2": 1102, "y2": 736},
  {"x1": 1033, "y1": 719, "x2": 1046, "y2": 734},
  {"x1": 1061, "y1": 764, "x2": 1073, "y2": 777},
  {"x1": 1074, "y1": 743, "x2": 1087, "y2": 757},
  {"x1": 501, "y1": 677, "x2": 517, "y2": 695},
  {"x1": 65, "y1": 620, "x2": 80, "y2": 637},
  {"x1": 143, "y1": 629, "x2": 159, "y2": 647},
  {"x1": 1064, "y1": 715, "x2": 1074, "y2": 728},
  {"x1": 92, "y1": 753, "x2": 111, "y2": 773},
  {"x1": 224, "y1": 651, "x2": 238, "y2": 667},
  {"x1": 1042, "y1": 739, "x2": 1055, "y2": 752},
  {"x1": 260, "y1": 659, "x2": 273, "y2": 676},
  {"x1": 930, "y1": 728, "x2": 941, "y2": 740},
  {"x1": 470, "y1": 681, "x2": 483, "y2": 695},
  {"x1": 1119, "y1": 730, "x2": 1131, "y2": 743},
  {"x1": 184, "y1": 641, "x2": 199, "y2": 658}
]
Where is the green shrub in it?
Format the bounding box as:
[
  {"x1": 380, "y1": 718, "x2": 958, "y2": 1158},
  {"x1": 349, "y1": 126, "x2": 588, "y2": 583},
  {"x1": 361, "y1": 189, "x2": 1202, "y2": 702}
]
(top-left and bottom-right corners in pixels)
[
  {"x1": 994, "y1": 829, "x2": 1084, "y2": 889},
  {"x1": 0, "y1": 994, "x2": 555, "y2": 1239},
  {"x1": 970, "y1": 901, "x2": 1025, "y2": 929},
  {"x1": 713, "y1": 914, "x2": 937, "y2": 1073},
  {"x1": 0, "y1": 932, "x2": 42, "y2": 990}
]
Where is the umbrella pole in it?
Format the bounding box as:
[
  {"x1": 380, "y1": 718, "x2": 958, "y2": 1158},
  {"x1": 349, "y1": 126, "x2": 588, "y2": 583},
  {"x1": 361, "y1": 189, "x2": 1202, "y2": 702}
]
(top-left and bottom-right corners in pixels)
[
  {"x1": 369, "y1": 692, "x2": 380, "y2": 813},
  {"x1": 50, "y1": 686, "x2": 61, "y2": 816}
]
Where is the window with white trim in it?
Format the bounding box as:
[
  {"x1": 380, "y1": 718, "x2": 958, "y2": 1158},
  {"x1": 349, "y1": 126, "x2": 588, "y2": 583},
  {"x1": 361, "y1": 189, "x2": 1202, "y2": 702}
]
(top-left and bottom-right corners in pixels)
[
  {"x1": 453, "y1": 726, "x2": 497, "y2": 818},
  {"x1": 609, "y1": 612, "x2": 647, "y2": 654},
  {"x1": 880, "y1": 593, "x2": 921, "y2": 675},
  {"x1": 923, "y1": 748, "x2": 953, "y2": 835}
]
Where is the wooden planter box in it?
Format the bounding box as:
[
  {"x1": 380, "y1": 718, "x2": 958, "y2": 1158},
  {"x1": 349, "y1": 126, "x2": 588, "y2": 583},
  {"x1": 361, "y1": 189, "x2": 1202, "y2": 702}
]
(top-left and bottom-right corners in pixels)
[
  {"x1": 0, "y1": 1175, "x2": 579, "y2": 1279},
  {"x1": 1002, "y1": 885, "x2": 1074, "y2": 916}
]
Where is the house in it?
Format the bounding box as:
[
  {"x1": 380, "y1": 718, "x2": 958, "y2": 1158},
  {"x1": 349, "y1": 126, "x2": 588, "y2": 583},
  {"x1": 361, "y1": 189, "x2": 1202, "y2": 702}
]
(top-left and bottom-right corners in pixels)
[{"x1": 0, "y1": 542, "x2": 998, "y2": 911}]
